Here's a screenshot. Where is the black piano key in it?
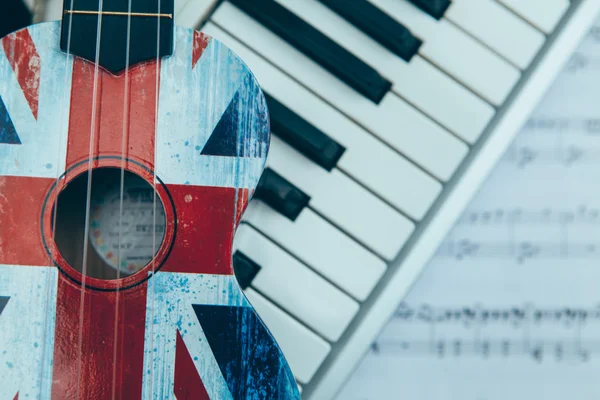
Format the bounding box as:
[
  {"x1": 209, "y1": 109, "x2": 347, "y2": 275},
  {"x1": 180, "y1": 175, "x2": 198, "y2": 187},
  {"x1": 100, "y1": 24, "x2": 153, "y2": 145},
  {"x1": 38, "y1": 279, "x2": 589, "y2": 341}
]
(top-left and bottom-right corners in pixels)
[
  {"x1": 255, "y1": 168, "x2": 310, "y2": 221},
  {"x1": 408, "y1": 0, "x2": 452, "y2": 20},
  {"x1": 228, "y1": 0, "x2": 392, "y2": 104},
  {"x1": 1, "y1": 0, "x2": 32, "y2": 38},
  {"x1": 265, "y1": 93, "x2": 346, "y2": 172},
  {"x1": 233, "y1": 251, "x2": 261, "y2": 290},
  {"x1": 319, "y1": 0, "x2": 422, "y2": 62}
]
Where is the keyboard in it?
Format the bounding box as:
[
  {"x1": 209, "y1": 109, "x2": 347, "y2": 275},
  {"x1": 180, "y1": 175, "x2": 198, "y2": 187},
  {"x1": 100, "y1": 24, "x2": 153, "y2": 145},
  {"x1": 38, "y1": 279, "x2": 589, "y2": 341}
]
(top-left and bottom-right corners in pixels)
[{"x1": 32, "y1": 0, "x2": 600, "y2": 398}]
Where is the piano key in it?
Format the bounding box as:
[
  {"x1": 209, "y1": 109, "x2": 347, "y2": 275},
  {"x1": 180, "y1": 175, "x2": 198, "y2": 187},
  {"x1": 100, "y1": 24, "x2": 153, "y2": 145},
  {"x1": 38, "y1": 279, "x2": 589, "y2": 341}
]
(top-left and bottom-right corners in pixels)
[
  {"x1": 278, "y1": 0, "x2": 494, "y2": 143},
  {"x1": 229, "y1": 0, "x2": 392, "y2": 104},
  {"x1": 408, "y1": 0, "x2": 451, "y2": 20},
  {"x1": 203, "y1": 23, "x2": 441, "y2": 219},
  {"x1": 497, "y1": 0, "x2": 569, "y2": 34},
  {"x1": 244, "y1": 288, "x2": 330, "y2": 383},
  {"x1": 266, "y1": 93, "x2": 345, "y2": 172},
  {"x1": 212, "y1": 3, "x2": 468, "y2": 181},
  {"x1": 244, "y1": 201, "x2": 385, "y2": 301},
  {"x1": 23, "y1": 0, "x2": 46, "y2": 22},
  {"x1": 174, "y1": 0, "x2": 186, "y2": 11},
  {"x1": 21, "y1": 0, "x2": 34, "y2": 12},
  {"x1": 174, "y1": 0, "x2": 216, "y2": 29},
  {"x1": 232, "y1": 251, "x2": 261, "y2": 290},
  {"x1": 318, "y1": 0, "x2": 423, "y2": 62},
  {"x1": 255, "y1": 168, "x2": 311, "y2": 222},
  {"x1": 235, "y1": 225, "x2": 360, "y2": 341},
  {"x1": 268, "y1": 135, "x2": 413, "y2": 260},
  {"x1": 369, "y1": 0, "x2": 521, "y2": 105},
  {"x1": 40, "y1": 0, "x2": 62, "y2": 21},
  {"x1": 447, "y1": 0, "x2": 545, "y2": 69}
]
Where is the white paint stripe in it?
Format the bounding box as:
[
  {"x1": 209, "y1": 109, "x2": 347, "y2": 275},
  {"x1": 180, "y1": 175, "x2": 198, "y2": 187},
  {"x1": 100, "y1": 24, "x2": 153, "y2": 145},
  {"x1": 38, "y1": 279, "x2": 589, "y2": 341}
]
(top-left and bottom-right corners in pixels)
[
  {"x1": 149, "y1": 272, "x2": 247, "y2": 307},
  {"x1": 157, "y1": 27, "x2": 256, "y2": 188},
  {"x1": 180, "y1": 302, "x2": 234, "y2": 399},
  {"x1": 155, "y1": 154, "x2": 264, "y2": 188},
  {"x1": 0, "y1": 265, "x2": 58, "y2": 400},
  {"x1": 142, "y1": 272, "x2": 247, "y2": 398},
  {"x1": 0, "y1": 22, "x2": 72, "y2": 179}
]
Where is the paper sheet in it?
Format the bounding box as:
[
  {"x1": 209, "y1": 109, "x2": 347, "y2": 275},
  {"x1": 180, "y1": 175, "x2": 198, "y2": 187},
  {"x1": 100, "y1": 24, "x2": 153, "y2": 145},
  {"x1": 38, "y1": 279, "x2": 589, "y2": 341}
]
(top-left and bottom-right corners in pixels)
[{"x1": 336, "y1": 19, "x2": 600, "y2": 400}]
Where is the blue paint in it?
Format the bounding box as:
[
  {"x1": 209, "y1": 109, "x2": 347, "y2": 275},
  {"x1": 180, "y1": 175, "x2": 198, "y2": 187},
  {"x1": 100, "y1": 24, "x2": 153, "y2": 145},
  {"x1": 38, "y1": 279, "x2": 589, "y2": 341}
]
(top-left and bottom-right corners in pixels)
[
  {"x1": 193, "y1": 304, "x2": 298, "y2": 399},
  {"x1": 201, "y1": 91, "x2": 243, "y2": 157},
  {"x1": 236, "y1": 74, "x2": 270, "y2": 159},
  {"x1": 0, "y1": 265, "x2": 59, "y2": 397},
  {"x1": 0, "y1": 296, "x2": 9, "y2": 315},
  {"x1": 200, "y1": 73, "x2": 269, "y2": 160},
  {"x1": 0, "y1": 97, "x2": 20, "y2": 145}
]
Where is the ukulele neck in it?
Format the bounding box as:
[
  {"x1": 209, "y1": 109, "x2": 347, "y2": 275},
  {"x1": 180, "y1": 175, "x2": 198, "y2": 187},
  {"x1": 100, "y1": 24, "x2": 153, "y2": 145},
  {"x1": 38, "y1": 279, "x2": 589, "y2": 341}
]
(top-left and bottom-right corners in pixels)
[{"x1": 59, "y1": 0, "x2": 174, "y2": 73}]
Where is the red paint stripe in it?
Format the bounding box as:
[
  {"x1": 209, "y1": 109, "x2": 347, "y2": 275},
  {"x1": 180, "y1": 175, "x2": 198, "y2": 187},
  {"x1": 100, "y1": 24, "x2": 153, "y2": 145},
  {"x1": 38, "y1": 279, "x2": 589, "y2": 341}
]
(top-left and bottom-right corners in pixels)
[
  {"x1": 161, "y1": 185, "x2": 241, "y2": 275},
  {"x1": 2, "y1": 29, "x2": 40, "y2": 119},
  {"x1": 0, "y1": 176, "x2": 54, "y2": 266},
  {"x1": 51, "y1": 277, "x2": 148, "y2": 398},
  {"x1": 192, "y1": 32, "x2": 210, "y2": 69},
  {"x1": 50, "y1": 59, "x2": 162, "y2": 397},
  {"x1": 65, "y1": 59, "x2": 159, "y2": 171},
  {"x1": 175, "y1": 331, "x2": 210, "y2": 400}
]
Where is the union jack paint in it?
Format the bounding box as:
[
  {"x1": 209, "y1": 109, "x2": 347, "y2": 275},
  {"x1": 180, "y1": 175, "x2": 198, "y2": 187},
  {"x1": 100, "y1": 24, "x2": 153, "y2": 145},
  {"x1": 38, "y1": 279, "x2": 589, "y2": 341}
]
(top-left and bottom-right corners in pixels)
[{"x1": 0, "y1": 21, "x2": 300, "y2": 399}]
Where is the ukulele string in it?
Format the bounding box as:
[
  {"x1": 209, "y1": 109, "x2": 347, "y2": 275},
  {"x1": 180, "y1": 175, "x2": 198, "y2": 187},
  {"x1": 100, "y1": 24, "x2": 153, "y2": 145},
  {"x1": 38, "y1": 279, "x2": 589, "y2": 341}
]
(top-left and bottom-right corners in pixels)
[
  {"x1": 75, "y1": 0, "x2": 105, "y2": 397},
  {"x1": 112, "y1": 0, "x2": 134, "y2": 397},
  {"x1": 43, "y1": 0, "x2": 77, "y2": 392},
  {"x1": 148, "y1": 0, "x2": 163, "y2": 394}
]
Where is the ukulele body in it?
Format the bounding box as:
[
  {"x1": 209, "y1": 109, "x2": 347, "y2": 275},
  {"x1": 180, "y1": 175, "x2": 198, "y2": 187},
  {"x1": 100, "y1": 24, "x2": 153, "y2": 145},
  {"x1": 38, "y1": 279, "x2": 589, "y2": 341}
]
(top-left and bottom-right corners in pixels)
[{"x1": 0, "y1": 21, "x2": 299, "y2": 399}]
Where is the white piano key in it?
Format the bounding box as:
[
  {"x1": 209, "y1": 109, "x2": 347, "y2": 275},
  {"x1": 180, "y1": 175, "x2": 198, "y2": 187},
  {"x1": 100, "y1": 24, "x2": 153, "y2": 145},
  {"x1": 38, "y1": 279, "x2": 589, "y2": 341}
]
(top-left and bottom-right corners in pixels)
[
  {"x1": 203, "y1": 23, "x2": 441, "y2": 220},
  {"x1": 498, "y1": 0, "x2": 570, "y2": 33},
  {"x1": 277, "y1": 0, "x2": 494, "y2": 143},
  {"x1": 244, "y1": 201, "x2": 386, "y2": 301},
  {"x1": 42, "y1": 0, "x2": 62, "y2": 21},
  {"x1": 235, "y1": 225, "x2": 360, "y2": 341},
  {"x1": 22, "y1": 0, "x2": 35, "y2": 11},
  {"x1": 245, "y1": 288, "x2": 330, "y2": 384},
  {"x1": 268, "y1": 135, "x2": 414, "y2": 260},
  {"x1": 175, "y1": 0, "x2": 187, "y2": 13},
  {"x1": 447, "y1": 0, "x2": 545, "y2": 69},
  {"x1": 369, "y1": 0, "x2": 521, "y2": 105},
  {"x1": 174, "y1": 0, "x2": 215, "y2": 29},
  {"x1": 211, "y1": 2, "x2": 468, "y2": 181}
]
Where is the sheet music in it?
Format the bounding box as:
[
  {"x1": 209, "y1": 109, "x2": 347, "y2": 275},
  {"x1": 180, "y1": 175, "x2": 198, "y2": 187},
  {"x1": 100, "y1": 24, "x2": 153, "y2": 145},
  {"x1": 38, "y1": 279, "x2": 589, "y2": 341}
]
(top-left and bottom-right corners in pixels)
[{"x1": 337, "y1": 20, "x2": 600, "y2": 400}]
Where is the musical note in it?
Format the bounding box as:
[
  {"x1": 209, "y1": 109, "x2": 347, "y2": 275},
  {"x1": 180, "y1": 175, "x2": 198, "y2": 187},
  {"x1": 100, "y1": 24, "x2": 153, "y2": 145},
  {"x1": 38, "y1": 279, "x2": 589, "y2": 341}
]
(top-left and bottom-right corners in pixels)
[
  {"x1": 565, "y1": 52, "x2": 588, "y2": 74},
  {"x1": 587, "y1": 25, "x2": 600, "y2": 42},
  {"x1": 585, "y1": 118, "x2": 600, "y2": 134},
  {"x1": 375, "y1": 303, "x2": 600, "y2": 363},
  {"x1": 393, "y1": 304, "x2": 599, "y2": 325},
  {"x1": 458, "y1": 207, "x2": 600, "y2": 226}
]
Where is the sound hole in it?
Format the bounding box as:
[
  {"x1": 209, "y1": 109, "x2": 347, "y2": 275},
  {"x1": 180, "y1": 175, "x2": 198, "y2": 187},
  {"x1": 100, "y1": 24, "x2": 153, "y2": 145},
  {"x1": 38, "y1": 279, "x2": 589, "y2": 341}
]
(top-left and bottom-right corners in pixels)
[{"x1": 54, "y1": 168, "x2": 166, "y2": 280}]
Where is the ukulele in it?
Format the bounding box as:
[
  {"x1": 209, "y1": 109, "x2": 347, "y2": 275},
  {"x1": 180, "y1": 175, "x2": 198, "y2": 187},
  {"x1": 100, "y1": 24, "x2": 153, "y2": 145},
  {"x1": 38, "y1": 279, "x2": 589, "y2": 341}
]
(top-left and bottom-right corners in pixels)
[{"x1": 0, "y1": 0, "x2": 300, "y2": 398}]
